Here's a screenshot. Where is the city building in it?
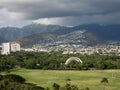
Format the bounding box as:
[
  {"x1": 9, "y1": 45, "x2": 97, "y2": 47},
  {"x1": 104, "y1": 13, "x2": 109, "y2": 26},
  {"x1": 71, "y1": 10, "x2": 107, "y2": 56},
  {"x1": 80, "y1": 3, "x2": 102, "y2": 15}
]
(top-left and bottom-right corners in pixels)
[
  {"x1": 0, "y1": 42, "x2": 21, "y2": 55},
  {"x1": 11, "y1": 42, "x2": 21, "y2": 52},
  {"x1": 0, "y1": 45, "x2": 2, "y2": 54},
  {"x1": 1, "y1": 42, "x2": 10, "y2": 55}
]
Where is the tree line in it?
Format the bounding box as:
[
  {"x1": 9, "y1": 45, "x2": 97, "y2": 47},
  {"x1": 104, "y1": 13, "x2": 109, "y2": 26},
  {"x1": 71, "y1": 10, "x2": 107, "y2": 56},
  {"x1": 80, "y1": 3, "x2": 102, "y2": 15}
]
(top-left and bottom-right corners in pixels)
[{"x1": 0, "y1": 51, "x2": 120, "y2": 71}]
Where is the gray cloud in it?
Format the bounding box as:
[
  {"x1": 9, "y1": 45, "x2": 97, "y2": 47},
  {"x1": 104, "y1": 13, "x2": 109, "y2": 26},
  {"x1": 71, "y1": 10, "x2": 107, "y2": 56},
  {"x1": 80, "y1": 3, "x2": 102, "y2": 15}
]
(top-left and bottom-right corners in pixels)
[
  {"x1": 35, "y1": 11, "x2": 120, "y2": 26},
  {"x1": 0, "y1": 0, "x2": 120, "y2": 26}
]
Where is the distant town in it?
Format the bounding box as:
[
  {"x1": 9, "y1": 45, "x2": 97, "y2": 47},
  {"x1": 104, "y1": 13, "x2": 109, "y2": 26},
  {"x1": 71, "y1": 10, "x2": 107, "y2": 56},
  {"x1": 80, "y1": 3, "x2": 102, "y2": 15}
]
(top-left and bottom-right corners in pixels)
[
  {"x1": 32, "y1": 43, "x2": 120, "y2": 56},
  {"x1": 1, "y1": 41, "x2": 120, "y2": 56}
]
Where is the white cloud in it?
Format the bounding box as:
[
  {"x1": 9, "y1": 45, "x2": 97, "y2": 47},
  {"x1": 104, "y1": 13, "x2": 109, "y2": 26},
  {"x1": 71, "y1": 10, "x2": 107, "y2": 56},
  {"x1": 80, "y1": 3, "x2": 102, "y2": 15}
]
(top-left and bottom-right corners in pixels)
[{"x1": 33, "y1": 18, "x2": 63, "y2": 25}]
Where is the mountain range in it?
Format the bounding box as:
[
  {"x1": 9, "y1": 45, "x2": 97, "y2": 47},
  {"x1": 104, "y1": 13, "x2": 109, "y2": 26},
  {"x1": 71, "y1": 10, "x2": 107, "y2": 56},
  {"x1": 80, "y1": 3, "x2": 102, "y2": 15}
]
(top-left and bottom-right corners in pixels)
[{"x1": 0, "y1": 24, "x2": 120, "y2": 47}]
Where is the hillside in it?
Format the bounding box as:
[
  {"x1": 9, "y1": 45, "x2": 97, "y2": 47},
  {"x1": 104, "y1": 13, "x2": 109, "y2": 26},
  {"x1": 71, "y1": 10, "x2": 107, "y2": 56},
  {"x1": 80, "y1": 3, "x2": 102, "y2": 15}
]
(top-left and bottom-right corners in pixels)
[
  {"x1": 17, "y1": 30, "x2": 101, "y2": 47},
  {"x1": 18, "y1": 33, "x2": 56, "y2": 47},
  {"x1": 72, "y1": 24, "x2": 120, "y2": 40},
  {"x1": 0, "y1": 24, "x2": 120, "y2": 47},
  {"x1": 0, "y1": 36, "x2": 6, "y2": 43},
  {"x1": 0, "y1": 27, "x2": 23, "y2": 41},
  {"x1": 40, "y1": 30, "x2": 100, "y2": 45},
  {"x1": 0, "y1": 24, "x2": 67, "y2": 42}
]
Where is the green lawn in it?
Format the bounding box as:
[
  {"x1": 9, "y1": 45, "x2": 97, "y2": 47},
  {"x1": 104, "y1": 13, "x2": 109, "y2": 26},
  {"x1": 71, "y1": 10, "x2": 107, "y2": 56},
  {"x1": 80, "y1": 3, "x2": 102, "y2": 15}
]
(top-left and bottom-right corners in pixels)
[{"x1": 10, "y1": 68, "x2": 120, "y2": 90}]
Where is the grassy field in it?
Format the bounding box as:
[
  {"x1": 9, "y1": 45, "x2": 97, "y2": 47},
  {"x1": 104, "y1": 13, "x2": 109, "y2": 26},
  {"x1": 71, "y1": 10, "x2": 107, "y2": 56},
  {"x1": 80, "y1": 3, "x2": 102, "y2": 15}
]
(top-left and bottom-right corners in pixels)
[{"x1": 10, "y1": 68, "x2": 120, "y2": 90}]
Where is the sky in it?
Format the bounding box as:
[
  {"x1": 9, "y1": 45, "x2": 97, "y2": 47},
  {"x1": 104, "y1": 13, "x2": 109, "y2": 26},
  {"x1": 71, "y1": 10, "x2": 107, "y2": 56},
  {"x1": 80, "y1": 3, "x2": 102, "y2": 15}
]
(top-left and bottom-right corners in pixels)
[{"x1": 0, "y1": 0, "x2": 120, "y2": 27}]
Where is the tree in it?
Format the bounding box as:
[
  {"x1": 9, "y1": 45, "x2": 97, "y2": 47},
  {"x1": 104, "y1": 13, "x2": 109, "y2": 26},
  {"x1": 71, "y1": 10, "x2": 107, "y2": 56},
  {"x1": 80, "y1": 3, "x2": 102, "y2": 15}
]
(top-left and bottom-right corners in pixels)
[
  {"x1": 5, "y1": 74, "x2": 26, "y2": 83},
  {"x1": 84, "y1": 87, "x2": 90, "y2": 90},
  {"x1": 101, "y1": 77, "x2": 108, "y2": 90},
  {"x1": 53, "y1": 83, "x2": 60, "y2": 90},
  {"x1": 65, "y1": 78, "x2": 71, "y2": 84},
  {"x1": 71, "y1": 85, "x2": 79, "y2": 90},
  {"x1": 65, "y1": 83, "x2": 71, "y2": 90}
]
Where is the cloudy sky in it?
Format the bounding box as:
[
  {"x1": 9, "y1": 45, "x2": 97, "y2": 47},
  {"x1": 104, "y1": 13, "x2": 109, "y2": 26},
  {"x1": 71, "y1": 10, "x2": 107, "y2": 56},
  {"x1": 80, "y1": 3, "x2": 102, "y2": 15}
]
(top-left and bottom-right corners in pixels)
[{"x1": 0, "y1": 0, "x2": 120, "y2": 27}]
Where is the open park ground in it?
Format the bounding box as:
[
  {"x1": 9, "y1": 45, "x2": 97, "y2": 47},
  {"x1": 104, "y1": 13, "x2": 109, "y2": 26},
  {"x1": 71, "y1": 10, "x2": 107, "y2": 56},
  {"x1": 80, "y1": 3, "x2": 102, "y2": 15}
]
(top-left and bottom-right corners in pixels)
[{"x1": 10, "y1": 68, "x2": 120, "y2": 90}]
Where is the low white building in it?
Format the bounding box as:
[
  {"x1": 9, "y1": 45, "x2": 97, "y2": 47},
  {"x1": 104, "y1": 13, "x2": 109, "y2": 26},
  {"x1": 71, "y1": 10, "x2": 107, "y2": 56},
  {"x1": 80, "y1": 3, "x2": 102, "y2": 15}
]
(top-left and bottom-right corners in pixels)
[{"x1": 1, "y1": 42, "x2": 10, "y2": 55}]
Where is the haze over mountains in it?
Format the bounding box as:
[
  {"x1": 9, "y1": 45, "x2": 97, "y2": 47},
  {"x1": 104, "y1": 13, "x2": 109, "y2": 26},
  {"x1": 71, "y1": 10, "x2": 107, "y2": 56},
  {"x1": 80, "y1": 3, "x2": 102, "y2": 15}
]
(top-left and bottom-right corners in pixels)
[{"x1": 0, "y1": 24, "x2": 120, "y2": 47}]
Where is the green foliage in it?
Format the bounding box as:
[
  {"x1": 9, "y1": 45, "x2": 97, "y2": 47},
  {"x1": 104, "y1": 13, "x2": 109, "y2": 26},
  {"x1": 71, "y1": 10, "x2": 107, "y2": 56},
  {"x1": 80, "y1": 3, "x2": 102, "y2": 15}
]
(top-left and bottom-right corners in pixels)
[
  {"x1": 84, "y1": 87, "x2": 90, "y2": 90},
  {"x1": 0, "y1": 75, "x2": 3, "y2": 80},
  {"x1": 31, "y1": 86, "x2": 45, "y2": 90},
  {"x1": 71, "y1": 85, "x2": 79, "y2": 90},
  {"x1": 65, "y1": 84, "x2": 79, "y2": 90},
  {"x1": 101, "y1": 77, "x2": 108, "y2": 83},
  {"x1": 0, "y1": 52, "x2": 120, "y2": 71},
  {"x1": 53, "y1": 83, "x2": 60, "y2": 90},
  {"x1": 4, "y1": 74, "x2": 26, "y2": 83},
  {"x1": 65, "y1": 84, "x2": 71, "y2": 90},
  {"x1": 101, "y1": 77, "x2": 108, "y2": 90},
  {"x1": 0, "y1": 74, "x2": 45, "y2": 90}
]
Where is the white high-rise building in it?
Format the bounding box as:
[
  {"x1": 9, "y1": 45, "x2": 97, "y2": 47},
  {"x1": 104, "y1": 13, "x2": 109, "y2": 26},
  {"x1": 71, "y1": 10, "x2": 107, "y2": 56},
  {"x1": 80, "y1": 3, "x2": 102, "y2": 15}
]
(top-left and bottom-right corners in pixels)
[
  {"x1": 11, "y1": 42, "x2": 21, "y2": 52},
  {"x1": 0, "y1": 42, "x2": 21, "y2": 55},
  {"x1": 1, "y1": 42, "x2": 10, "y2": 55},
  {"x1": 0, "y1": 45, "x2": 2, "y2": 54}
]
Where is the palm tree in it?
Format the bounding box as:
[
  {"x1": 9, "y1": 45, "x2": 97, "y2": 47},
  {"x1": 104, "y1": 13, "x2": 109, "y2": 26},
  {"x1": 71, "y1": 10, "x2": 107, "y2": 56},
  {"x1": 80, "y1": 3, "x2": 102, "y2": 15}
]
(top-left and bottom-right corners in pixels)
[{"x1": 101, "y1": 77, "x2": 108, "y2": 90}]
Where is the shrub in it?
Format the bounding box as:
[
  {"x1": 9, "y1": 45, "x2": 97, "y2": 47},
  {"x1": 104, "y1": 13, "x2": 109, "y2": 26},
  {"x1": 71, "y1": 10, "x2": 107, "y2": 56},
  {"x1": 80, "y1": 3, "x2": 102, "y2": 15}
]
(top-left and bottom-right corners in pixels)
[{"x1": 5, "y1": 74, "x2": 26, "y2": 83}]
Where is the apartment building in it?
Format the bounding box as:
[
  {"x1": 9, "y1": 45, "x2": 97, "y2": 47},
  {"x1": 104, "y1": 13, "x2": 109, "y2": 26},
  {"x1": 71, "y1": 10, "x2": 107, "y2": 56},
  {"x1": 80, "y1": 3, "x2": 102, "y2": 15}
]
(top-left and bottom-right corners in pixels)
[
  {"x1": 11, "y1": 42, "x2": 21, "y2": 52},
  {"x1": 1, "y1": 42, "x2": 10, "y2": 55},
  {"x1": 0, "y1": 42, "x2": 21, "y2": 55}
]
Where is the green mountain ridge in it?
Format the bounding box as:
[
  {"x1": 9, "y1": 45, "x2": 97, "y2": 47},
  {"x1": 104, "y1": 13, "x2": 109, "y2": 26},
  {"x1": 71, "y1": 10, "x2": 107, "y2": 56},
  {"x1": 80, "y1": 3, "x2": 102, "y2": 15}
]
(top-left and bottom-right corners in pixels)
[{"x1": 0, "y1": 24, "x2": 120, "y2": 47}]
